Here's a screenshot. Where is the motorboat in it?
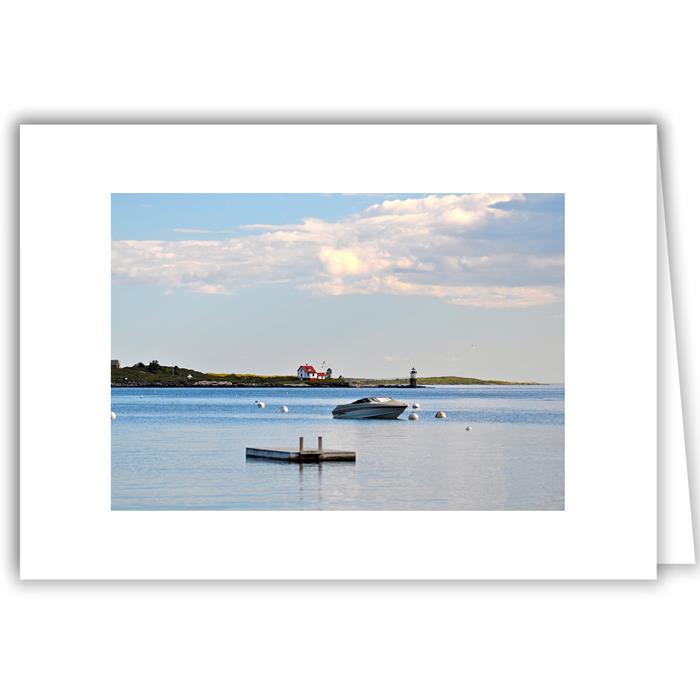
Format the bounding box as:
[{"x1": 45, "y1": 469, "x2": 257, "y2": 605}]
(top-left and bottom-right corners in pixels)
[{"x1": 332, "y1": 396, "x2": 408, "y2": 419}]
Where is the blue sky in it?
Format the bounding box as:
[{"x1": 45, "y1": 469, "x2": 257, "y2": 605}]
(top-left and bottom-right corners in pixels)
[{"x1": 112, "y1": 193, "x2": 564, "y2": 381}]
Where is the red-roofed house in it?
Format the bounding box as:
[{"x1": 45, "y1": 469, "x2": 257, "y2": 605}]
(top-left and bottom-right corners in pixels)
[{"x1": 297, "y1": 364, "x2": 326, "y2": 380}]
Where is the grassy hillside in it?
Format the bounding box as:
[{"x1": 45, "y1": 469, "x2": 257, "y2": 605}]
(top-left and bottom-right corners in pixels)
[
  {"x1": 111, "y1": 362, "x2": 349, "y2": 387},
  {"x1": 347, "y1": 376, "x2": 540, "y2": 386},
  {"x1": 413, "y1": 376, "x2": 538, "y2": 385},
  {"x1": 112, "y1": 362, "x2": 539, "y2": 387}
]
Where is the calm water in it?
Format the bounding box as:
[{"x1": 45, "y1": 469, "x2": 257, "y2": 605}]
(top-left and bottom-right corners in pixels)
[{"x1": 111, "y1": 385, "x2": 564, "y2": 510}]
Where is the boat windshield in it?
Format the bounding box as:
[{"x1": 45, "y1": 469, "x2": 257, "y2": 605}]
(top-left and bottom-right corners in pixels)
[{"x1": 351, "y1": 397, "x2": 394, "y2": 404}]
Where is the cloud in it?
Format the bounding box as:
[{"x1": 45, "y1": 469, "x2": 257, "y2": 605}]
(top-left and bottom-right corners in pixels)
[
  {"x1": 319, "y1": 248, "x2": 367, "y2": 276},
  {"x1": 304, "y1": 275, "x2": 561, "y2": 308},
  {"x1": 113, "y1": 194, "x2": 564, "y2": 308}
]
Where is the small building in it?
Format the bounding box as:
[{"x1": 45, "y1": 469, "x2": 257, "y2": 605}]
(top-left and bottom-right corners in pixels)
[
  {"x1": 297, "y1": 364, "x2": 327, "y2": 380},
  {"x1": 111, "y1": 359, "x2": 120, "y2": 369}
]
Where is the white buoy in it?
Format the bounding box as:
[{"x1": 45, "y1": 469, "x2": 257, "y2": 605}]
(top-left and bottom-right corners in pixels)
[
  {"x1": 465, "y1": 426, "x2": 472, "y2": 431},
  {"x1": 111, "y1": 411, "x2": 117, "y2": 420},
  {"x1": 408, "y1": 412, "x2": 420, "y2": 420},
  {"x1": 257, "y1": 401, "x2": 266, "y2": 409},
  {"x1": 435, "y1": 411, "x2": 447, "y2": 419},
  {"x1": 412, "y1": 402, "x2": 420, "y2": 409},
  {"x1": 280, "y1": 405, "x2": 288, "y2": 413}
]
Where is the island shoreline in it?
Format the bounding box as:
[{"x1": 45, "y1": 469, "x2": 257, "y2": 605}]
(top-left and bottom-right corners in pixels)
[{"x1": 110, "y1": 362, "x2": 544, "y2": 388}]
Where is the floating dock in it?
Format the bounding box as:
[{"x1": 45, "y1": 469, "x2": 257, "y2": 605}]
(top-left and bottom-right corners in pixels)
[{"x1": 246, "y1": 436, "x2": 356, "y2": 463}]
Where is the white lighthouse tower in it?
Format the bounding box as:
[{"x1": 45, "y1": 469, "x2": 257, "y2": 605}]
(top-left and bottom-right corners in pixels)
[{"x1": 409, "y1": 367, "x2": 418, "y2": 388}]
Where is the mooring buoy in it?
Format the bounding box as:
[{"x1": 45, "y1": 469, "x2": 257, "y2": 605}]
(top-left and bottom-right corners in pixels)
[
  {"x1": 280, "y1": 405, "x2": 289, "y2": 413},
  {"x1": 111, "y1": 411, "x2": 117, "y2": 420},
  {"x1": 412, "y1": 402, "x2": 420, "y2": 409},
  {"x1": 435, "y1": 411, "x2": 447, "y2": 419},
  {"x1": 408, "y1": 412, "x2": 420, "y2": 420},
  {"x1": 465, "y1": 426, "x2": 472, "y2": 431}
]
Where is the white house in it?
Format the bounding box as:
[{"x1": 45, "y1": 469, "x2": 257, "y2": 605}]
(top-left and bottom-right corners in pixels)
[{"x1": 297, "y1": 364, "x2": 326, "y2": 380}]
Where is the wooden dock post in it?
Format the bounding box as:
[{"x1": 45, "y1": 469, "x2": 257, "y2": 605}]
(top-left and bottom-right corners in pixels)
[
  {"x1": 317, "y1": 436, "x2": 323, "y2": 451},
  {"x1": 299, "y1": 436, "x2": 304, "y2": 452}
]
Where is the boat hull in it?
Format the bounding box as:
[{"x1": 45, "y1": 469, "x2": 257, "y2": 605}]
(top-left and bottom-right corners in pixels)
[{"x1": 332, "y1": 404, "x2": 407, "y2": 419}]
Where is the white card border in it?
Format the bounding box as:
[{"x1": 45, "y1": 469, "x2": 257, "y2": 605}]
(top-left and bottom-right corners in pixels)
[{"x1": 20, "y1": 124, "x2": 657, "y2": 579}]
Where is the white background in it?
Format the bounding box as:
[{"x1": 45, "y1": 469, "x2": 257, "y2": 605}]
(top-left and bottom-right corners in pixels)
[
  {"x1": 3, "y1": 1, "x2": 698, "y2": 698},
  {"x1": 20, "y1": 124, "x2": 657, "y2": 580}
]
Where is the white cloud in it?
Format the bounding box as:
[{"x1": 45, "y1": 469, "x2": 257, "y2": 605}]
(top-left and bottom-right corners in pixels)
[
  {"x1": 304, "y1": 275, "x2": 561, "y2": 308},
  {"x1": 319, "y1": 248, "x2": 367, "y2": 276},
  {"x1": 113, "y1": 194, "x2": 564, "y2": 308}
]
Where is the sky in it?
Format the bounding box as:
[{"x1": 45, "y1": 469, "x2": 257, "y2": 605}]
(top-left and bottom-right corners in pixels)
[{"x1": 112, "y1": 193, "x2": 564, "y2": 381}]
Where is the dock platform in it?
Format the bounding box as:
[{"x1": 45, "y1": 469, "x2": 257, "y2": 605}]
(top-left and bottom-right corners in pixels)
[{"x1": 246, "y1": 437, "x2": 356, "y2": 463}]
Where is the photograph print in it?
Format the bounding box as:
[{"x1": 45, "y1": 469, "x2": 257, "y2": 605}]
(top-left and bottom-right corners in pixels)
[{"x1": 111, "y1": 193, "x2": 564, "y2": 510}]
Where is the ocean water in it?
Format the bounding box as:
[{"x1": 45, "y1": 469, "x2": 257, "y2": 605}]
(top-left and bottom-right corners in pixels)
[{"x1": 111, "y1": 385, "x2": 564, "y2": 510}]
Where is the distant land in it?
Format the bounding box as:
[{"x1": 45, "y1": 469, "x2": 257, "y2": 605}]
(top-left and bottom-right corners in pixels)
[{"x1": 111, "y1": 362, "x2": 542, "y2": 387}]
